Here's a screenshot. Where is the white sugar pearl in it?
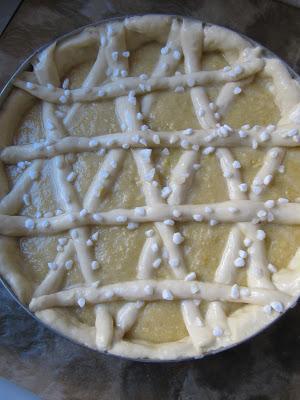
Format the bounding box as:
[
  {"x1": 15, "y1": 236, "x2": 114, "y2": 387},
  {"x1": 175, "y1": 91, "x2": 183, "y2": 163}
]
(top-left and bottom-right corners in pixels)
[
  {"x1": 134, "y1": 207, "x2": 146, "y2": 217},
  {"x1": 116, "y1": 215, "x2": 127, "y2": 223},
  {"x1": 48, "y1": 262, "x2": 58, "y2": 271},
  {"x1": 264, "y1": 200, "x2": 275, "y2": 209},
  {"x1": 239, "y1": 250, "x2": 248, "y2": 258},
  {"x1": 25, "y1": 219, "x2": 35, "y2": 230},
  {"x1": 164, "y1": 219, "x2": 175, "y2": 226},
  {"x1": 173, "y1": 49, "x2": 181, "y2": 60},
  {"x1": 239, "y1": 183, "x2": 248, "y2": 192},
  {"x1": 256, "y1": 230, "x2": 266, "y2": 240},
  {"x1": 127, "y1": 222, "x2": 139, "y2": 230},
  {"x1": 161, "y1": 186, "x2": 172, "y2": 199},
  {"x1": 26, "y1": 82, "x2": 35, "y2": 90},
  {"x1": 252, "y1": 185, "x2": 262, "y2": 195},
  {"x1": 159, "y1": 148, "x2": 169, "y2": 158},
  {"x1": 267, "y1": 263, "x2": 277, "y2": 273},
  {"x1": 195, "y1": 317, "x2": 203, "y2": 326},
  {"x1": 79, "y1": 209, "x2": 88, "y2": 218},
  {"x1": 173, "y1": 232, "x2": 184, "y2": 245},
  {"x1": 212, "y1": 326, "x2": 223, "y2": 337},
  {"x1": 239, "y1": 130, "x2": 248, "y2": 138},
  {"x1": 270, "y1": 301, "x2": 284, "y2": 313},
  {"x1": 184, "y1": 272, "x2": 196, "y2": 281},
  {"x1": 89, "y1": 139, "x2": 98, "y2": 148},
  {"x1": 77, "y1": 298, "x2": 86, "y2": 308},
  {"x1": 23, "y1": 193, "x2": 31, "y2": 206},
  {"x1": 111, "y1": 51, "x2": 118, "y2": 61},
  {"x1": 230, "y1": 284, "x2": 240, "y2": 299},
  {"x1": 193, "y1": 214, "x2": 203, "y2": 222},
  {"x1": 228, "y1": 207, "x2": 239, "y2": 214},
  {"x1": 270, "y1": 149, "x2": 279, "y2": 158},
  {"x1": 259, "y1": 131, "x2": 270, "y2": 142},
  {"x1": 144, "y1": 285, "x2": 154, "y2": 295},
  {"x1": 145, "y1": 229, "x2": 154, "y2": 238},
  {"x1": 232, "y1": 160, "x2": 241, "y2": 169},
  {"x1": 58, "y1": 237, "x2": 68, "y2": 246},
  {"x1": 263, "y1": 304, "x2": 272, "y2": 315},
  {"x1": 41, "y1": 220, "x2": 50, "y2": 229},
  {"x1": 233, "y1": 86, "x2": 242, "y2": 95},
  {"x1": 198, "y1": 108, "x2": 206, "y2": 117},
  {"x1": 234, "y1": 257, "x2": 245, "y2": 268},
  {"x1": 191, "y1": 283, "x2": 200, "y2": 294},
  {"x1": 160, "y1": 46, "x2": 169, "y2": 55},
  {"x1": 152, "y1": 134, "x2": 160, "y2": 144},
  {"x1": 169, "y1": 258, "x2": 179, "y2": 268},
  {"x1": 252, "y1": 139, "x2": 258, "y2": 149},
  {"x1": 65, "y1": 260, "x2": 73, "y2": 270},
  {"x1": 202, "y1": 146, "x2": 215, "y2": 155},
  {"x1": 257, "y1": 209, "x2": 267, "y2": 219},
  {"x1": 223, "y1": 171, "x2": 233, "y2": 178},
  {"x1": 277, "y1": 197, "x2": 289, "y2": 205},
  {"x1": 93, "y1": 213, "x2": 103, "y2": 223},
  {"x1": 175, "y1": 86, "x2": 185, "y2": 93},
  {"x1": 152, "y1": 258, "x2": 162, "y2": 268},
  {"x1": 180, "y1": 139, "x2": 190, "y2": 149},
  {"x1": 287, "y1": 128, "x2": 298, "y2": 137},
  {"x1": 263, "y1": 175, "x2": 273, "y2": 186},
  {"x1": 66, "y1": 172, "x2": 76, "y2": 182},
  {"x1": 162, "y1": 289, "x2": 174, "y2": 300},
  {"x1": 183, "y1": 128, "x2": 193, "y2": 136},
  {"x1": 91, "y1": 260, "x2": 99, "y2": 270},
  {"x1": 172, "y1": 209, "x2": 182, "y2": 218},
  {"x1": 98, "y1": 89, "x2": 106, "y2": 97},
  {"x1": 59, "y1": 95, "x2": 68, "y2": 104},
  {"x1": 151, "y1": 242, "x2": 159, "y2": 253},
  {"x1": 254, "y1": 177, "x2": 262, "y2": 186}
]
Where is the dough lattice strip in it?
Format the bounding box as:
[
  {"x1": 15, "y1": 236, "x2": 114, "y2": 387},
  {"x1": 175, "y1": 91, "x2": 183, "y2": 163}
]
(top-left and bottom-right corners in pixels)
[
  {"x1": 13, "y1": 52, "x2": 264, "y2": 105},
  {"x1": 2, "y1": 125, "x2": 300, "y2": 164},
  {"x1": 3, "y1": 200, "x2": 300, "y2": 236},
  {"x1": 29, "y1": 279, "x2": 292, "y2": 312}
]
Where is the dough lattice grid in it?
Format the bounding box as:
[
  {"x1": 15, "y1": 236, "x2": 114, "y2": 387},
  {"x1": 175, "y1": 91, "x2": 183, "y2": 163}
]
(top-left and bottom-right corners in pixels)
[{"x1": 0, "y1": 15, "x2": 299, "y2": 359}]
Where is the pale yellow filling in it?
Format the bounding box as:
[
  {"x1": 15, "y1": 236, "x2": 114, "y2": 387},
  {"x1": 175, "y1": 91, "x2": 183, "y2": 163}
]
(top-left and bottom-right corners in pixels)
[{"x1": 9, "y1": 40, "x2": 300, "y2": 345}]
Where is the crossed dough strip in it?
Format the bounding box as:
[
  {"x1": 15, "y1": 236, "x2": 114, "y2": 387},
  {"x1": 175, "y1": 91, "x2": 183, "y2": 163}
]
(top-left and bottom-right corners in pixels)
[
  {"x1": 115, "y1": 19, "x2": 210, "y2": 349},
  {"x1": 1, "y1": 124, "x2": 300, "y2": 164},
  {"x1": 0, "y1": 15, "x2": 300, "y2": 359},
  {"x1": 2, "y1": 200, "x2": 300, "y2": 236},
  {"x1": 29, "y1": 279, "x2": 292, "y2": 312},
  {"x1": 110, "y1": 21, "x2": 199, "y2": 344},
  {"x1": 13, "y1": 53, "x2": 264, "y2": 105}
]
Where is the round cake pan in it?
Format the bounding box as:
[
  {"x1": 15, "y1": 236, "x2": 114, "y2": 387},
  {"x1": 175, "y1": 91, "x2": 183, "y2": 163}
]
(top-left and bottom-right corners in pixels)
[{"x1": 0, "y1": 14, "x2": 299, "y2": 363}]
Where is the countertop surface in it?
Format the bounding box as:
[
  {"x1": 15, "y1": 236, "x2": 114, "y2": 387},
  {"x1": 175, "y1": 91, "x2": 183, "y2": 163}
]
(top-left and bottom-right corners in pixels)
[{"x1": 0, "y1": 1, "x2": 300, "y2": 399}]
